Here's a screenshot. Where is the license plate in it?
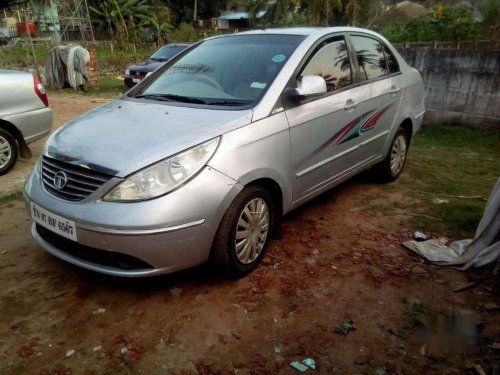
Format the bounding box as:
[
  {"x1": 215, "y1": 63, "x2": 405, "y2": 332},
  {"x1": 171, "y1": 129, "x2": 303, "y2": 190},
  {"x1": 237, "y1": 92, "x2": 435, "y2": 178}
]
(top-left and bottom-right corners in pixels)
[
  {"x1": 31, "y1": 202, "x2": 77, "y2": 241},
  {"x1": 132, "y1": 78, "x2": 140, "y2": 83}
]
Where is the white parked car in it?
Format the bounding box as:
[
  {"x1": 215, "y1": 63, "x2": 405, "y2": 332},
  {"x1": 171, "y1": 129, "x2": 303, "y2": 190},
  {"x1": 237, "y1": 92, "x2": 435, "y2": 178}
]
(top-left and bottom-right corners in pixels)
[
  {"x1": 0, "y1": 70, "x2": 53, "y2": 174},
  {"x1": 25, "y1": 28, "x2": 424, "y2": 278}
]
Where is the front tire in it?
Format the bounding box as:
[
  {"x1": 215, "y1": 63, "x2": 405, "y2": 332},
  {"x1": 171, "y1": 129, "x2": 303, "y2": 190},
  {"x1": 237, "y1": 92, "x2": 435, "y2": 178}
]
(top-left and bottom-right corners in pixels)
[
  {"x1": 373, "y1": 127, "x2": 409, "y2": 183},
  {"x1": 211, "y1": 185, "x2": 274, "y2": 278},
  {"x1": 0, "y1": 129, "x2": 18, "y2": 175}
]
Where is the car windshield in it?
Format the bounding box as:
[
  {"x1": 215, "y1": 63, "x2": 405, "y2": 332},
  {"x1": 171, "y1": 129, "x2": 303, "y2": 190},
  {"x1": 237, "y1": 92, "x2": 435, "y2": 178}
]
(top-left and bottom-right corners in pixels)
[
  {"x1": 150, "y1": 45, "x2": 187, "y2": 61},
  {"x1": 134, "y1": 34, "x2": 306, "y2": 106}
]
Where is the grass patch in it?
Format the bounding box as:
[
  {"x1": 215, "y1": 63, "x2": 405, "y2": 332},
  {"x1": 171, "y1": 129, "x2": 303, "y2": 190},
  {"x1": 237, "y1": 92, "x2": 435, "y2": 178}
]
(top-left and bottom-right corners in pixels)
[
  {"x1": 0, "y1": 191, "x2": 23, "y2": 205},
  {"x1": 358, "y1": 125, "x2": 499, "y2": 238},
  {"x1": 398, "y1": 124, "x2": 500, "y2": 238},
  {"x1": 1, "y1": 42, "x2": 151, "y2": 96},
  {"x1": 46, "y1": 75, "x2": 126, "y2": 97},
  {"x1": 401, "y1": 298, "x2": 439, "y2": 329},
  {"x1": 0, "y1": 43, "x2": 155, "y2": 74},
  {"x1": 96, "y1": 76, "x2": 127, "y2": 92}
]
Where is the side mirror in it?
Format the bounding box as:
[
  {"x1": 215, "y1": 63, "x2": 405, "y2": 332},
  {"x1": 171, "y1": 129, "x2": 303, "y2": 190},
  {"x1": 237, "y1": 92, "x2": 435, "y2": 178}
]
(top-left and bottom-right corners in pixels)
[{"x1": 293, "y1": 75, "x2": 327, "y2": 97}]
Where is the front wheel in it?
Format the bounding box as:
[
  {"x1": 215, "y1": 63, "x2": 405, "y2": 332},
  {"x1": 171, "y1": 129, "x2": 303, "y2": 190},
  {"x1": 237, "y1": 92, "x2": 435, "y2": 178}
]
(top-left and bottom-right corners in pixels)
[
  {"x1": 373, "y1": 127, "x2": 409, "y2": 183},
  {"x1": 211, "y1": 185, "x2": 274, "y2": 278}
]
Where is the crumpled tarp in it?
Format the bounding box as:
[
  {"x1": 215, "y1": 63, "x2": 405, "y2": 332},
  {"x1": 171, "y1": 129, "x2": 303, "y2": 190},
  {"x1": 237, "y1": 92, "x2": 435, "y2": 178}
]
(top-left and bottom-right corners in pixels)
[
  {"x1": 46, "y1": 44, "x2": 90, "y2": 89},
  {"x1": 403, "y1": 178, "x2": 500, "y2": 270}
]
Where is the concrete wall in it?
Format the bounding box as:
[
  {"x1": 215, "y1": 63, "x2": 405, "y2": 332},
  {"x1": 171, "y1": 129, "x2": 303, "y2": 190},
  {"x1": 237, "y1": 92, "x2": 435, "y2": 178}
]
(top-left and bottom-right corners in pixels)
[{"x1": 397, "y1": 47, "x2": 500, "y2": 128}]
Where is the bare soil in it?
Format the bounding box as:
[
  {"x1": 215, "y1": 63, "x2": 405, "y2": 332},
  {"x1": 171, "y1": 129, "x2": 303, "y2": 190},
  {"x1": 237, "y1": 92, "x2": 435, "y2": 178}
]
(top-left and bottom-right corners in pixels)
[{"x1": 0, "y1": 94, "x2": 498, "y2": 375}]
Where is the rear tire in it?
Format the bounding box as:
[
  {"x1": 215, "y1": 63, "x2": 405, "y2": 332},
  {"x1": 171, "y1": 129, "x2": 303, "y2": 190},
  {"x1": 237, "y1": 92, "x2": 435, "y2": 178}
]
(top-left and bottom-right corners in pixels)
[
  {"x1": 373, "y1": 127, "x2": 409, "y2": 183},
  {"x1": 0, "y1": 128, "x2": 18, "y2": 175},
  {"x1": 211, "y1": 185, "x2": 274, "y2": 278}
]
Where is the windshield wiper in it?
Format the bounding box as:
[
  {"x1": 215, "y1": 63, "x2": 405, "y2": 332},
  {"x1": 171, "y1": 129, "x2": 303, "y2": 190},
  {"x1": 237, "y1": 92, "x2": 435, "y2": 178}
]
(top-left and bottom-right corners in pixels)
[
  {"x1": 206, "y1": 100, "x2": 251, "y2": 106},
  {"x1": 135, "y1": 94, "x2": 208, "y2": 104}
]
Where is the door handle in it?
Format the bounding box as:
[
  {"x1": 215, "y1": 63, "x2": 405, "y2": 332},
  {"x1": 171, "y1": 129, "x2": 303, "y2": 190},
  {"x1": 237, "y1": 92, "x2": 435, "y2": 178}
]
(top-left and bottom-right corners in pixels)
[
  {"x1": 344, "y1": 100, "x2": 359, "y2": 110},
  {"x1": 389, "y1": 86, "x2": 401, "y2": 95}
]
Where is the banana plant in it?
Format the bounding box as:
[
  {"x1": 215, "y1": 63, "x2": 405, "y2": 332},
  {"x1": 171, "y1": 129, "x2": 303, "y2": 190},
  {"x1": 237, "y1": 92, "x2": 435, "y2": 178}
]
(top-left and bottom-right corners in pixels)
[{"x1": 139, "y1": 14, "x2": 174, "y2": 46}]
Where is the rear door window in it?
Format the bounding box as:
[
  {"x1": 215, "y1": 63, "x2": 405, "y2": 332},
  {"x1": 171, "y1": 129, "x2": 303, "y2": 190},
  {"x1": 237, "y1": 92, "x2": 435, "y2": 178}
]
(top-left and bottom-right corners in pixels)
[
  {"x1": 350, "y1": 35, "x2": 388, "y2": 80},
  {"x1": 300, "y1": 37, "x2": 353, "y2": 92}
]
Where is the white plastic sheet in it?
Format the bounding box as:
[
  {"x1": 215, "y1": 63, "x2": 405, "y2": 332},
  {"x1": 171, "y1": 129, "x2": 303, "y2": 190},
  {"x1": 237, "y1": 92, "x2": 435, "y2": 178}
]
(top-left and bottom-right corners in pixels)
[{"x1": 404, "y1": 178, "x2": 500, "y2": 270}]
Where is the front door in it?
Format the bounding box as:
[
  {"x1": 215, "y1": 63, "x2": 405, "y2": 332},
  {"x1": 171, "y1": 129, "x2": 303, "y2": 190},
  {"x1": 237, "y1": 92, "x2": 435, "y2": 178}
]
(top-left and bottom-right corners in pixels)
[{"x1": 285, "y1": 35, "x2": 365, "y2": 204}]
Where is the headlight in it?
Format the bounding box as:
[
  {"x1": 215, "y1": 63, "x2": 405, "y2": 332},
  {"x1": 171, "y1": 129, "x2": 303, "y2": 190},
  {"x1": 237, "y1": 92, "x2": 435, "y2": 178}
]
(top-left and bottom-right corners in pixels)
[
  {"x1": 125, "y1": 69, "x2": 130, "y2": 76},
  {"x1": 145, "y1": 71, "x2": 152, "y2": 77},
  {"x1": 103, "y1": 137, "x2": 219, "y2": 202}
]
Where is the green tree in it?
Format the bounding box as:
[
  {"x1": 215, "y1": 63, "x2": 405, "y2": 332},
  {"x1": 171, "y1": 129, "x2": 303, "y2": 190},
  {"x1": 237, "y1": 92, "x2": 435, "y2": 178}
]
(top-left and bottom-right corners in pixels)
[
  {"x1": 165, "y1": 0, "x2": 225, "y2": 25},
  {"x1": 168, "y1": 22, "x2": 198, "y2": 42},
  {"x1": 478, "y1": 0, "x2": 500, "y2": 27}
]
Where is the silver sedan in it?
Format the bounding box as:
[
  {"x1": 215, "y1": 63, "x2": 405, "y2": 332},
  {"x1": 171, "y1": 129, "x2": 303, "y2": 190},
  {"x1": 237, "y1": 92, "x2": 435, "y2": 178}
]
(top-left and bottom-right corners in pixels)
[
  {"x1": 0, "y1": 69, "x2": 53, "y2": 174},
  {"x1": 24, "y1": 27, "x2": 424, "y2": 278}
]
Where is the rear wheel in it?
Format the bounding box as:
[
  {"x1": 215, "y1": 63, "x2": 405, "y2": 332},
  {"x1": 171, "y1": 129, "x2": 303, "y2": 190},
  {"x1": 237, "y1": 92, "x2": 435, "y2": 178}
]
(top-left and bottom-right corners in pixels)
[
  {"x1": 373, "y1": 127, "x2": 409, "y2": 182},
  {"x1": 211, "y1": 185, "x2": 274, "y2": 278},
  {"x1": 0, "y1": 129, "x2": 18, "y2": 175}
]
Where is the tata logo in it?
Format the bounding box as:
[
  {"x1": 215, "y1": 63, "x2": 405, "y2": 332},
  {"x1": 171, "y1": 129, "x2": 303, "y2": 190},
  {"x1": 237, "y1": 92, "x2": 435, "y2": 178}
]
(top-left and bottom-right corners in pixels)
[{"x1": 53, "y1": 171, "x2": 68, "y2": 190}]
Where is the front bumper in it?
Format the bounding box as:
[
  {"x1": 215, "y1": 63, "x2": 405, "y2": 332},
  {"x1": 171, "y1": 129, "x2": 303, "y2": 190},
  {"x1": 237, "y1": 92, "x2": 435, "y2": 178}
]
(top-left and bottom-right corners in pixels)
[
  {"x1": 123, "y1": 75, "x2": 145, "y2": 88},
  {"x1": 24, "y1": 165, "x2": 242, "y2": 277}
]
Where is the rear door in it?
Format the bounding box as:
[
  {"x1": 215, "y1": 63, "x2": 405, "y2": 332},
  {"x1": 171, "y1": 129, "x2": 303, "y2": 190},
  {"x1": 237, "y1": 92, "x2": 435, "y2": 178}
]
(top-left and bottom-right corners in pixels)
[{"x1": 346, "y1": 34, "x2": 404, "y2": 161}]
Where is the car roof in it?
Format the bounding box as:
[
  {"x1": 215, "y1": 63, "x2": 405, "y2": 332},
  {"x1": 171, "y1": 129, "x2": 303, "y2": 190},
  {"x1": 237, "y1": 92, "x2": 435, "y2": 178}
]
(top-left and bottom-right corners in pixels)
[
  {"x1": 237, "y1": 27, "x2": 321, "y2": 36},
  {"x1": 209, "y1": 27, "x2": 385, "y2": 40}
]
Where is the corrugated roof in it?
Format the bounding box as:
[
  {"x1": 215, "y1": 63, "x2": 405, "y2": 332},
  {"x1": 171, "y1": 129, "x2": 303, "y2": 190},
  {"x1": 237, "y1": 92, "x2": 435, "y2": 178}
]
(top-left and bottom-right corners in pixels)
[{"x1": 218, "y1": 11, "x2": 266, "y2": 20}]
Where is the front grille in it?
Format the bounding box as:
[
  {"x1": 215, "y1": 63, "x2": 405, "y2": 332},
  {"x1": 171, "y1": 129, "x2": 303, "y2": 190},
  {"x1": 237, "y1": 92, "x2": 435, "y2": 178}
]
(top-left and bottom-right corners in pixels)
[
  {"x1": 130, "y1": 70, "x2": 146, "y2": 77},
  {"x1": 37, "y1": 224, "x2": 154, "y2": 271},
  {"x1": 41, "y1": 156, "x2": 113, "y2": 201}
]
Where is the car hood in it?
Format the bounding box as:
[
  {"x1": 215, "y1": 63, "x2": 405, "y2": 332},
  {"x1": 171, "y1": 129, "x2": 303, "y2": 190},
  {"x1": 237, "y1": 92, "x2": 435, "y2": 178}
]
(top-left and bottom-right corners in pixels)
[
  {"x1": 44, "y1": 99, "x2": 253, "y2": 177},
  {"x1": 128, "y1": 59, "x2": 164, "y2": 72}
]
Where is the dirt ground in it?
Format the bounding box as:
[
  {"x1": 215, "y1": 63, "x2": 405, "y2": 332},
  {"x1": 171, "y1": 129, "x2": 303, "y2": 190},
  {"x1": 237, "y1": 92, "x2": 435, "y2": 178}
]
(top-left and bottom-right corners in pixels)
[{"x1": 0, "y1": 94, "x2": 498, "y2": 375}]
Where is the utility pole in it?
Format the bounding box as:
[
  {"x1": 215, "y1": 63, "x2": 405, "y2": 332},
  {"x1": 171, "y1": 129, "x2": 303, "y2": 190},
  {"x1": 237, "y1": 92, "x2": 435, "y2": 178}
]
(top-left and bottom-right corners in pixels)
[
  {"x1": 194, "y1": 0, "x2": 197, "y2": 20},
  {"x1": 24, "y1": 9, "x2": 40, "y2": 79}
]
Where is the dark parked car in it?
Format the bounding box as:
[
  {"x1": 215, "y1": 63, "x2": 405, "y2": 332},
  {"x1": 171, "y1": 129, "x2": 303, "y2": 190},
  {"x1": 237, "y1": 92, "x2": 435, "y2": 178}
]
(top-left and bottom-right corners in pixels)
[{"x1": 124, "y1": 43, "x2": 191, "y2": 88}]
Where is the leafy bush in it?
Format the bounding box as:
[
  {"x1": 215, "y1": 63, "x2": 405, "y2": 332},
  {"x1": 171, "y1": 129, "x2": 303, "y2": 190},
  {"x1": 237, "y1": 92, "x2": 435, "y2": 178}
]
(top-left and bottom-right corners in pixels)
[
  {"x1": 478, "y1": 0, "x2": 500, "y2": 27},
  {"x1": 168, "y1": 23, "x2": 198, "y2": 43},
  {"x1": 379, "y1": 5, "x2": 480, "y2": 43}
]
